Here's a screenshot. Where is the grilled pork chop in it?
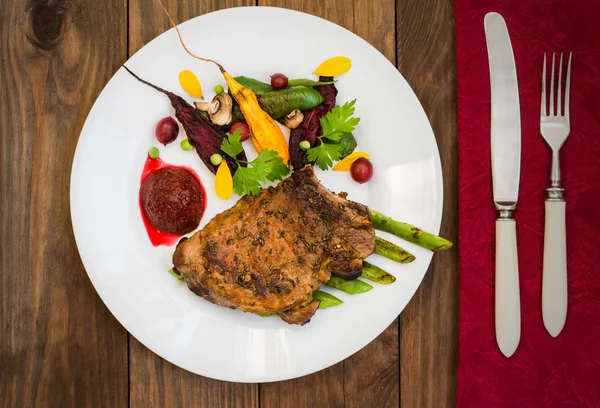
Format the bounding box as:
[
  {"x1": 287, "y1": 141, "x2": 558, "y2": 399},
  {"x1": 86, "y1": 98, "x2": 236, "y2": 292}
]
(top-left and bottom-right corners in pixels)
[{"x1": 172, "y1": 165, "x2": 375, "y2": 324}]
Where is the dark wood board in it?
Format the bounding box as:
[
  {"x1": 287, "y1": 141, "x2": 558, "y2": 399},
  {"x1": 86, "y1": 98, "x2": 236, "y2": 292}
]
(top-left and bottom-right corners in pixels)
[{"x1": 0, "y1": 1, "x2": 129, "y2": 407}]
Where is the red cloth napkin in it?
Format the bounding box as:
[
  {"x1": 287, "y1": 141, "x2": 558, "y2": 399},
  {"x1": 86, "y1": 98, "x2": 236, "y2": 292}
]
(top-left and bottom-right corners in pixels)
[{"x1": 456, "y1": 1, "x2": 600, "y2": 406}]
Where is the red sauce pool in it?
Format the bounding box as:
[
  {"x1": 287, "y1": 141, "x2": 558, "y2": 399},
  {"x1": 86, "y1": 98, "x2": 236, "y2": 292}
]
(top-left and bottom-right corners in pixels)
[{"x1": 139, "y1": 155, "x2": 206, "y2": 246}]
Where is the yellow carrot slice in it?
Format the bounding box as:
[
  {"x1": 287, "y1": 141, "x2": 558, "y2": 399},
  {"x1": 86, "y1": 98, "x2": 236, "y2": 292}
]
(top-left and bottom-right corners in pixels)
[
  {"x1": 215, "y1": 161, "x2": 233, "y2": 200},
  {"x1": 313, "y1": 56, "x2": 352, "y2": 77},
  {"x1": 179, "y1": 70, "x2": 203, "y2": 98},
  {"x1": 332, "y1": 152, "x2": 370, "y2": 171}
]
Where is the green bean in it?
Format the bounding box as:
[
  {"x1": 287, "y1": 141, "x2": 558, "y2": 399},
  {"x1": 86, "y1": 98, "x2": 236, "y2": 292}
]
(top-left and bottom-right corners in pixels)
[
  {"x1": 287, "y1": 78, "x2": 337, "y2": 87},
  {"x1": 168, "y1": 268, "x2": 183, "y2": 281},
  {"x1": 325, "y1": 276, "x2": 373, "y2": 294},
  {"x1": 312, "y1": 290, "x2": 344, "y2": 309}
]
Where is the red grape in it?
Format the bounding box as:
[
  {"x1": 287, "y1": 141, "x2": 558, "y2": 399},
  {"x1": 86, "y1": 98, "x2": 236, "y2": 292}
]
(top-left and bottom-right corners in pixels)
[
  {"x1": 229, "y1": 122, "x2": 251, "y2": 142},
  {"x1": 155, "y1": 117, "x2": 179, "y2": 146},
  {"x1": 350, "y1": 158, "x2": 373, "y2": 184},
  {"x1": 270, "y1": 73, "x2": 288, "y2": 90}
]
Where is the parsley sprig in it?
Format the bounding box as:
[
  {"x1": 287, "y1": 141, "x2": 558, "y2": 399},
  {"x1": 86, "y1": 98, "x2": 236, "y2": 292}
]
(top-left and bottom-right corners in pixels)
[
  {"x1": 220, "y1": 130, "x2": 289, "y2": 196},
  {"x1": 307, "y1": 99, "x2": 361, "y2": 170}
]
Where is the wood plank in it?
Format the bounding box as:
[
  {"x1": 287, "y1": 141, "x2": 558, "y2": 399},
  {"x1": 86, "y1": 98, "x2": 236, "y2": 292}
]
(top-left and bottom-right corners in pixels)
[
  {"x1": 127, "y1": 2, "x2": 258, "y2": 407},
  {"x1": 396, "y1": 0, "x2": 459, "y2": 407},
  {"x1": 257, "y1": 1, "x2": 400, "y2": 407},
  {"x1": 0, "y1": 1, "x2": 129, "y2": 407}
]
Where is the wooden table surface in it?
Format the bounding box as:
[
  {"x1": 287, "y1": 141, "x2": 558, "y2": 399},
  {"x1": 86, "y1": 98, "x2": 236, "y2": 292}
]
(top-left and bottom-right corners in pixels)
[{"x1": 0, "y1": 0, "x2": 458, "y2": 406}]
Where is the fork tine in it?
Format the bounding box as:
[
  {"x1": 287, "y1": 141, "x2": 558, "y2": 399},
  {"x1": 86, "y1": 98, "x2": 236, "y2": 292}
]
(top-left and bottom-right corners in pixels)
[
  {"x1": 541, "y1": 54, "x2": 547, "y2": 117},
  {"x1": 557, "y1": 53, "x2": 563, "y2": 116},
  {"x1": 550, "y1": 53, "x2": 555, "y2": 116},
  {"x1": 565, "y1": 52, "x2": 572, "y2": 119}
]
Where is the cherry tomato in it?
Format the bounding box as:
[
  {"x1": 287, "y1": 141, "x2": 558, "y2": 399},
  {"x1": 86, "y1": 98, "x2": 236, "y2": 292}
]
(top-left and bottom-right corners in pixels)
[
  {"x1": 270, "y1": 73, "x2": 288, "y2": 90},
  {"x1": 350, "y1": 158, "x2": 373, "y2": 184},
  {"x1": 155, "y1": 117, "x2": 179, "y2": 146},
  {"x1": 229, "y1": 122, "x2": 251, "y2": 142}
]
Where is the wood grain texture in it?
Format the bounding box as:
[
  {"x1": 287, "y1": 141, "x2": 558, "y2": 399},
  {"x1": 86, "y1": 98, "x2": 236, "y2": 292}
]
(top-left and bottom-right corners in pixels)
[
  {"x1": 258, "y1": 1, "x2": 400, "y2": 407},
  {"x1": 396, "y1": 0, "x2": 459, "y2": 407},
  {"x1": 0, "y1": 1, "x2": 129, "y2": 407},
  {"x1": 127, "y1": 2, "x2": 258, "y2": 407}
]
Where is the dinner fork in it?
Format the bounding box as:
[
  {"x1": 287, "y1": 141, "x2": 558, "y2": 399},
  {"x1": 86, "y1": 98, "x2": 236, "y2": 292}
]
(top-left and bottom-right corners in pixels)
[{"x1": 540, "y1": 52, "x2": 572, "y2": 337}]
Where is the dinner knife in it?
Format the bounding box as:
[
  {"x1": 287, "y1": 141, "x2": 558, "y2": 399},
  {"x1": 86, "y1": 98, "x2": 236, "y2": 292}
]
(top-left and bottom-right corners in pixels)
[{"x1": 484, "y1": 12, "x2": 522, "y2": 358}]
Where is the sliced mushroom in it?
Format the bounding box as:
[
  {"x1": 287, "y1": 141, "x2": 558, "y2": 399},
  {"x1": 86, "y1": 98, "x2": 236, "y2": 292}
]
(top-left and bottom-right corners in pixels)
[
  {"x1": 194, "y1": 93, "x2": 233, "y2": 126},
  {"x1": 283, "y1": 109, "x2": 304, "y2": 129}
]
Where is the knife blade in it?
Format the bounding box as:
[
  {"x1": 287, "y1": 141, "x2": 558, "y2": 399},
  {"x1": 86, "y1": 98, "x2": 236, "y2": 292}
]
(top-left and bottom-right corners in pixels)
[{"x1": 484, "y1": 12, "x2": 522, "y2": 358}]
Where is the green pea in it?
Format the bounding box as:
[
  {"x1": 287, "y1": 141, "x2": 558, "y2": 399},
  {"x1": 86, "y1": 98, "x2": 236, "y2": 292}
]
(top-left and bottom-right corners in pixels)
[
  {"x1": 214, "y1": 84, "x2": 224, "y2": 94},
  {"x1": 180, "y1": 139, "x2": 194, "y2": 151},
  {"x1": 299, "y1": 140, "x2": 311, "y2": 151},
  {"x1": 210, "y1": 153, "x2": 223, "y2": 166},
  {"x1": 148, "y1": 146, "x2": 160, "y2": 159}
]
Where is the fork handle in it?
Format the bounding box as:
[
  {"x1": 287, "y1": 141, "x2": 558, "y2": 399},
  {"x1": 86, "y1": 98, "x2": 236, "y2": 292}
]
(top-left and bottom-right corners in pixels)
[{"x1": 542, "y1": 198, "x2": 568, "y2": 337}]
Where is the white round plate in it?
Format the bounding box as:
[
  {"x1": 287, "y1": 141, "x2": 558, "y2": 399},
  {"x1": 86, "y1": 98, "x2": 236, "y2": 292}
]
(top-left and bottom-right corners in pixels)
[{"x1": 71, "y1": 7, "x2": 442, "y2": 383}]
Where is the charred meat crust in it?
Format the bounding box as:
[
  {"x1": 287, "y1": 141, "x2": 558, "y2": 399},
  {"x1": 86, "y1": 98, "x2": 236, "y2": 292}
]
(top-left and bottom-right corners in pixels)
[{"x1": 173, "y1": 165, "x2": 375, "y2": 324}]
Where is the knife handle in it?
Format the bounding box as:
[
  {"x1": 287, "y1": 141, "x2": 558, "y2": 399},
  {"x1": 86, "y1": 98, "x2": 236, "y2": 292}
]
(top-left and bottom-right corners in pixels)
[
  {"x1": 542, "y1": 200, "x2": 567, "y2": 337},
  {"x1": 495, "y1": 219, "x2": 521, "y2": 357}
]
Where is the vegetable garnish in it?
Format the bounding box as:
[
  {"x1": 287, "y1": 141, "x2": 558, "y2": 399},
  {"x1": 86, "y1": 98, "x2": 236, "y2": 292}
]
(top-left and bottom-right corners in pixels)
[
  {"x1": 215, "y1": 161, "x2": 233, "y2": 200},
  {"x1": 312, "y1": 290, "x2": 343, "y2": 309},
  {"x1": 313, "y1": 56, "x2": 352, "y2": 77},
  {"x1": 332, "y1": 152, "x2": 370, "y2": 171},
  {"x1": 180, "y1": 139, "x2": 194, "y2": 151},
  {"x1": 179, "y1": 70, "x2": 203, "y2": 98},
  {"x1": 220, "y1": 130, "x2": 289, "y2": 197},
  {"x1": 306, "y1": 99, "x2": 361, "y2": 170},
  {"x1": 325, "y1": 276, "x2": 373, "y2": 294},
  {"x1": 287, "y1": 78, "x2": 337, "y2": 87},
  {"x1": 168, "y1": 268, "x2": 184, "y2": 281},
  {"x1": 210, "y1": 154, "x2": 223, "y2": 166},
  {"x1": 149, "y1": 146, "x2": 160, "y2": 159},
  {"x1": 155, "y1": 0, "x2": 290, "y2": 164}
]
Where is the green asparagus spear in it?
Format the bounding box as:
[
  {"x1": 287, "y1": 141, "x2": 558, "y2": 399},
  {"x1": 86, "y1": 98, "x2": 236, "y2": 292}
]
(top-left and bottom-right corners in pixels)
[
  {"x1": 369, "y1": 210, "x2": 453, "y2": 251},
  {"x1": 168, "y1": 268, "x2": 184, "y2": 281},
  {"x1": 374, "y1": 236, "x2": 415, "y2": 263},
  {"x1": 313, "y1": 290, "x2": 344, "y2": 309},
  {"x1": 361, "y1": 261, "x2": 396, "y2": 284},
  {"x1": 325, "y1": 276, "x2": 373, "y2": 294}
]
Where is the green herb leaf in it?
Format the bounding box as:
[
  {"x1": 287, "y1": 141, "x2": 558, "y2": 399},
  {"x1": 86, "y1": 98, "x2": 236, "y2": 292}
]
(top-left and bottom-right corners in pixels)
[
  {"x1": 306, "y1": 142, "x2": 343, "y2": 171},
  {"x1": 232, "y1": 166, "x2": 261, "y2": 197},
  {"x1": 320, "y1": 99, "x2": 360, "y2": 141},
  {"x1": 221, "y1": 134, "x2": 290, "y2": 197},
  {"x1": 252, "y1": 149, "x2": 289, "y2": 182},
  {"x1": 220, "y1": 130, "x2": 244, "y2": 159},
  {"x1": 232, "y1": 149, "x2": 290, "y2": 196}
]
